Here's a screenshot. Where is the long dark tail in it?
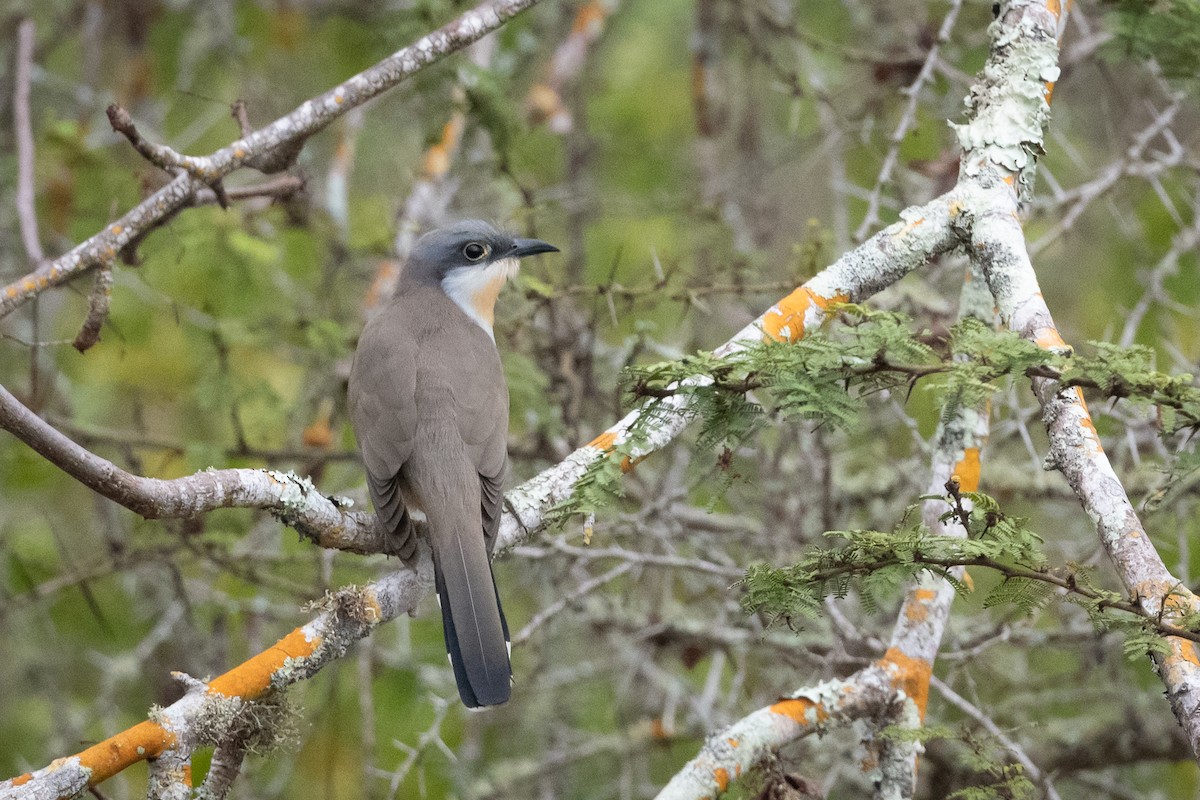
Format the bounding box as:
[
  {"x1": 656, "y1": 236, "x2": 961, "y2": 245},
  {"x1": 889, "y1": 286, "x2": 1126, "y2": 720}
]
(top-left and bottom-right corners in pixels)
[{"x1": 432, "y1": 535, "x2": 511, "y2": 708}]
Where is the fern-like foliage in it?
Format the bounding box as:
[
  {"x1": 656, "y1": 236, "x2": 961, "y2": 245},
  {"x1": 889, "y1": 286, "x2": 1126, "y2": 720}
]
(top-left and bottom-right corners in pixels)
[
  {"x1": 743, "y1": 488, "x2": 1200, "y2": 657},
  {"x1": 554, "y1": 304, "x2": 1200, "y2": 543}
]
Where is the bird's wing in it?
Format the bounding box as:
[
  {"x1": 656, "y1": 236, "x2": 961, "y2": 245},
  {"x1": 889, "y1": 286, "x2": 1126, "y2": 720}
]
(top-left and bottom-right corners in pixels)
[
  {"x1": 450, "y1": 326, "x2": 510, "y2": 555},
  {"x1": 348, "y1": 308, "x2": 419, "y2": 559}
]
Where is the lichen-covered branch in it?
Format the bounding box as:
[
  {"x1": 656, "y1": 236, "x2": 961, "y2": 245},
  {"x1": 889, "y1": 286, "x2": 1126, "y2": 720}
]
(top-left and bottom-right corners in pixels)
[
  {"x1": 968, "y1": 187, "x2": 1200, "y2": 758},
  {"x1": 499, "y1": 190, "x2": 964, "y2": 550},
  {"x1": 0, "y1": 575, "x2": 429, "y2": 800},
  {"x1": 0, "y1": 0, "x2": 547, "y2": 320},
  {"x1": 946, "y1": 0, "x2": 1200, "y2": 761},
  {"x1": 0, "y1": 382, "x2": 392, "y2": 556}
]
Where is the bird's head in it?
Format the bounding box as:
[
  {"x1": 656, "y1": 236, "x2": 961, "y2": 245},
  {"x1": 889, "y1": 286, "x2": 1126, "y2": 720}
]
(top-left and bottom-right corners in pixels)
[{"x1": 402, "y1": 220, "x2": 558, "y2": 338}]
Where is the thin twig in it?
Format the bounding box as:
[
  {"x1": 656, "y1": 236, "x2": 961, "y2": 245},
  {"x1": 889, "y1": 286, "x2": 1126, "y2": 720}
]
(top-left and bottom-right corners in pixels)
[{"x1": 14, "y1": 19, "x2": 44, "y2": 264}]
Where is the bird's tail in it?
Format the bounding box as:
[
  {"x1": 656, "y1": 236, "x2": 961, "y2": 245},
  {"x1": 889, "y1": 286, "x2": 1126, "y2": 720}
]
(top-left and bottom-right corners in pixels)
[
  {"x1": 407, "y1": 435, "x2": 512, "y2": 708},
  {"x1": 433, "y1": 555, "x2": 511, "y2": 708}
]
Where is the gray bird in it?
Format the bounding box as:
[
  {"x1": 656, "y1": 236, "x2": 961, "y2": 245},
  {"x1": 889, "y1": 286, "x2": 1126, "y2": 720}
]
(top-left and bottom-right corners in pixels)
[{"x1": 348, "y1": 220, "x2": 558, "y2": 707}]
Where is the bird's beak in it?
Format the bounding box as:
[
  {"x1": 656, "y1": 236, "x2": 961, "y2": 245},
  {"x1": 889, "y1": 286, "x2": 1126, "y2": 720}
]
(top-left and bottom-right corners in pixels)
[{"x1": 509, "y1": 238, "x2": 560, "y2": 258}]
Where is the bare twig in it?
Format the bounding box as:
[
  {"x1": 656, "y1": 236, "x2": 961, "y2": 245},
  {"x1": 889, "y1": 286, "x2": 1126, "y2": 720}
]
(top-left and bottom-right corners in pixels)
[
  {"x1": 14, "y1": 19, "x2": 44, "y2": 265},
  {"x1": 854, "y1": 0, "x2": 963, "y2": 243},
  {"x1": 71, "y1": 265, "x2": 113, "y2": 352},
  {"x1": 0, "y1": 0, "x2": 548, "y2": 321}
]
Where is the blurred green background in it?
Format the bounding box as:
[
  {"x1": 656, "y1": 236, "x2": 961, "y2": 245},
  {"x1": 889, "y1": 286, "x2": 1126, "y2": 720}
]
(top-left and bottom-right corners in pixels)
[{"x1": 1, "y1": 0, "x2": 1199, "y2": 797}]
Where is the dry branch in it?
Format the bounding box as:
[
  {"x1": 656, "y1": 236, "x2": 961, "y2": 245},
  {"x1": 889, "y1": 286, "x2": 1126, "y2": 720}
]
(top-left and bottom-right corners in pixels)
[{"x1": 0, "y1": 0, "x2": 547, "y2": 320}]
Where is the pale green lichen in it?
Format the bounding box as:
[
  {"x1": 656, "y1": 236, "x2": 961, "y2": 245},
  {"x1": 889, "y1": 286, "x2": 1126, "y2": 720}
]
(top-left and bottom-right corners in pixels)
[{"x1": 951, "y1": 5, "x2": 1060, "y2": 196}]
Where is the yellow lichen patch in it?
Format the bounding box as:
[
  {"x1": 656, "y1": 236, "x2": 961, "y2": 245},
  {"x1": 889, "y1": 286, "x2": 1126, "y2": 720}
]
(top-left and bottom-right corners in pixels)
[
  {"x1": 903, "y1": 588, "x2": 938, "y2": 623},
  {"x1": 110, "y1": 225, "x2": 124, "y2": 235},
  {"x1": 234, "y1": 148, "x2": 246, "y2": 159},
  {"x1": 1045, "y1": 0, "x2": 1063, "y2": 20},
  {"x1": 952, "y1": 447, "x2": 982, "y2": 492},
  {"x1": 713, "y1": 768, "x2": 730, "y2": 792},
  {"x1": 208, "y1": 627, "x2": 321, "y2": 699},
  {"x1": 334, "y1": 94, "x2": 344, "y2": 104},
  {"x1": 769, "y1": 696, "x2": 829, "y2": 727},
  {"x1": 587, "y1": 431, "x2": 618, "y2": 452},
  {"x1": 76, "y1": 720, "x2": 176, "y2": 785},
  {"x1": 11, "y1": 773, "x2": 31, "y2": 786},
  {"x1": 761, "y1": 288, "x2": 848, "y2": 343},
  {"x1": 880, "y1": 647, "x2": 932, "y2": 719},
  {"x1": 21, "y1": 278, "x2": 35, "y2": 291},
  {"x1": 726, "y1": 737, "x2": 740, "y2": 748},
  {"x1": 949, "y1": 199, "x2": 965, "y2": 218},
  {"x1": 1002, "y1": 174, "x2": 1017, "y2": 187},
  {"x1": 361, "y1": 590, "x2": 384, "y2": 624},
  {"x1": 6, "y1": 286, "x2": 17, "y2": 298},
  {"x1": 962, "y1": 569, "x2": 975, "y2": 592},
  {"x1": 182, "y1": 762, "x2": 193, "y2": 787},
  {"x1": 1044, "y1": 81, "x2": 1056, "y2": 104}
]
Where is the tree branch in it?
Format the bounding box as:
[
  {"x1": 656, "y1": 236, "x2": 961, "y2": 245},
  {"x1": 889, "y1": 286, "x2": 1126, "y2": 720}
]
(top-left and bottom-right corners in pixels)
[
  {"x1": 14, "y1": 18, "x2": 44, "y2": 266},
  {"x1": 0, "y1": 0, "x2": 548, "y2": 320}
]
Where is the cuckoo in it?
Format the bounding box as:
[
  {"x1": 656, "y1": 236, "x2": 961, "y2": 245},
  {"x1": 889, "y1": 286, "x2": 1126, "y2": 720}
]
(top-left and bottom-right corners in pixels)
[{"x1": 348, "y1": 220, "x2": 558, "y2": 707}]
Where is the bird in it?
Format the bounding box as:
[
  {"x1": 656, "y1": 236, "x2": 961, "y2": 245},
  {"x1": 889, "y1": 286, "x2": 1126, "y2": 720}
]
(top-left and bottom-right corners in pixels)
[{"x1": 348, "y1": 220, "x2": 558, "y2": 707}]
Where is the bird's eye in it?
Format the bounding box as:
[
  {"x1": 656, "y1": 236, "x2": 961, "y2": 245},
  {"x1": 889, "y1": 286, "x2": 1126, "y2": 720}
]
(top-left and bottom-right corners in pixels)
[{"x1": 463, "y1": 242, "x2": 489, "y2": 262}]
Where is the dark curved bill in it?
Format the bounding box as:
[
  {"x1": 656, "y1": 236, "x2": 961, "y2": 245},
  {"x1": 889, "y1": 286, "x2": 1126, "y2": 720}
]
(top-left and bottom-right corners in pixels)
[{"x1": 510, "y1": 238, "x2": 560, "y2": 258}]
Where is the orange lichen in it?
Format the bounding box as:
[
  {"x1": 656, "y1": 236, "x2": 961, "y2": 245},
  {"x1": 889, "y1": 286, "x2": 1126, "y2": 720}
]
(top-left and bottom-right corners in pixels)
[
  {"x1": 208, "y1": 627, "x2": 320, "y2": 698},
  {"x1": 769, "y1": 696, "x2": 829, "y2": 726},
  {"x1": 880, "y1": 647, "x2": 933, "y2": 719},
  {"x1": 761, "y1": 288, "x2": 848, "y2": 343},
  {"x1": 1076, "y1": 412, "x2": 1099, "y2": 443},
  {"x1": 1071, "y1": 386, "x2": 1090, "y2": 415},
  {"x1": 75, "y1": 720, "x2": 176, "y2": 785},
  {"x1": 588, "y1": 431, "x2": 618, "y2": 451},
  {"x1": 421, "y1": 114, "x2": 466, "y2": 180},
  {"x1": 649, "y1": 718, "x2": 671, "y2": 739},
  {"x1": 894, "y1": 216, "x2": 926, "y2": 238},
  {"x1": 952, "y1": 447, "x2": 981, "y2": 493},
  {"x1": 1171, "y1": 639, "x2": 1200, "y2": 667},
  {"x1": 182, "y1": 763, "x2": 193, "y2": 787},
  {"x1": 110, "y1": 225, "x2": 124, "y2": 235},
  {"x1": 1034, "y1": 327, "x2": 1067, "y2": 351},
  {"x1": 571, "y1": 0, "x2": 608, "y2": 35},
  {"x1": 713, "y1": 768, "x2": 730, "y2": 791},
  {"x1": 11, "y1": 773, "x2": 31, "y2": 787},
  {"x1": 726, "y1": 737, "x2": 740, "y2": 748},
  {"x1": 363, "y1": 260, "x2": 402, "y2": 311},
  {"x1": 525, "y1": 83, "x2": 563, "y2": 124},
  {"x1": 903, "y1": 588, "x2": 938, "y2": 623}
]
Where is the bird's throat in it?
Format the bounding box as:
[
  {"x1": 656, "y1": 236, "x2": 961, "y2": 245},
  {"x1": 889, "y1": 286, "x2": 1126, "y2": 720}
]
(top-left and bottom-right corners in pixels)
[{"x1": 441, "y1": 257, "x2": 520, "y2": 340}]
